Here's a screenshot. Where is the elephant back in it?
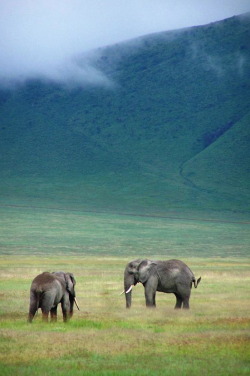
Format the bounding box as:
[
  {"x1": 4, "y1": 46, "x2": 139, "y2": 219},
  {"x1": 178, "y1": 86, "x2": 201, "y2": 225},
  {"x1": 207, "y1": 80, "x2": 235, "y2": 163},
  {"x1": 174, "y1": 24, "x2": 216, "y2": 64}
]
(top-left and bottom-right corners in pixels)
[
  {"x1": 158, "y1": 259, "x2": 195, "y2": 285},
  {"x1": 31, "y1": 272, "x2": 59, "y2": 292}
]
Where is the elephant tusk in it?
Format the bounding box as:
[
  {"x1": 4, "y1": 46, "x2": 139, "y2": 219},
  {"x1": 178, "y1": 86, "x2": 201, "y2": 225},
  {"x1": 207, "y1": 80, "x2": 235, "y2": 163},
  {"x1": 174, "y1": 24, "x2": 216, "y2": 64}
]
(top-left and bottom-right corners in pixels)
[
  {"x1": 125, "y1": 285, "x2": 133, "y2": 294},
  {"x1": 74, "y1": 297, "x2": 80, "y2": 311},
  {"x1": 120, "y1": 290, "x2": 125, "y2": 295}
]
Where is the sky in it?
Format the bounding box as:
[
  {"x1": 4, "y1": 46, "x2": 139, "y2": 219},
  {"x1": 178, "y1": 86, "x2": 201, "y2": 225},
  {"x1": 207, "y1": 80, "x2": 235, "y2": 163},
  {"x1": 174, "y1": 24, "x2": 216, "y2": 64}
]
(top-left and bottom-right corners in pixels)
[{"x1": 0, "y1": 0, "x2": 250, "y2": 87}]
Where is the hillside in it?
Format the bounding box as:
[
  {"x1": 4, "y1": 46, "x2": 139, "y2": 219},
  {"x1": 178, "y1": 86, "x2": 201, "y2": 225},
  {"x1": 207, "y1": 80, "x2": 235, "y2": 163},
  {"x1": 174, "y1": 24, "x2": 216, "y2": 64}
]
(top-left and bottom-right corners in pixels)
[{"x1": 0, "y1": 14, "x2": 250, "y2": 217}]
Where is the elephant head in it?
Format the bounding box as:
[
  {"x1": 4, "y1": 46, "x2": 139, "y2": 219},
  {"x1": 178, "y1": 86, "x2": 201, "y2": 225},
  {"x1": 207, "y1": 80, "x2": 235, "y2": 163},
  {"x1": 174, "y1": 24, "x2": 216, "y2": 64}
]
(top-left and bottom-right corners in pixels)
[
  {"x1": 123, "y1": 259, "x2": 142, "y2": 308},
  {"x1": 52, "y1": 271, "x2": 75, "y2": 295},
  {"x1": 136, "y1": 259, "x2": 157, "y2": 284},
  {"x1": 52, "y1": 272, "x2": 79, "y2": 315},
  {"x1": 65, "y1": 272, "x2": 76, "y2": 296}
]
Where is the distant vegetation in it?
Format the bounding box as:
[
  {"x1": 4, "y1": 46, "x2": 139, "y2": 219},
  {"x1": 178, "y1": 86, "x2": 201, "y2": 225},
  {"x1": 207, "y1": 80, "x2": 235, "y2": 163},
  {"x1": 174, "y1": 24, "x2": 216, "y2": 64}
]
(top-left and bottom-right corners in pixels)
[{"x1": 0, "y1": 15, "x2": 249, "y2": 217}]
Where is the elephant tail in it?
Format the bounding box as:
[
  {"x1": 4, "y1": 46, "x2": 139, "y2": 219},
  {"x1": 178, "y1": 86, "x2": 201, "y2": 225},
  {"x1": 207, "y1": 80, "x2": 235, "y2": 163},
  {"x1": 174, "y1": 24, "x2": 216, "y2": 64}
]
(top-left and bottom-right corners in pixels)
[
  {"x1": 28, "y1": 290, "x2": 41, "y2": 322},
  {"x1": 193, "y1": 276, "x2": 201, "y2": 288},
  {"x1": 33, "y1": 289, "x2": 45, "y2": 309}
]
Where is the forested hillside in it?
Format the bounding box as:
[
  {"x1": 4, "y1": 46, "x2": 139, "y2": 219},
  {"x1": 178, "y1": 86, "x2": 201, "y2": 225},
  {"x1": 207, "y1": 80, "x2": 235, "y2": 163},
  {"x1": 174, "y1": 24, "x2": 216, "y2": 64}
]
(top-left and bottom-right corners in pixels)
[{"x1": 0, "y1": 14, "x2": 249, "y2": 216}]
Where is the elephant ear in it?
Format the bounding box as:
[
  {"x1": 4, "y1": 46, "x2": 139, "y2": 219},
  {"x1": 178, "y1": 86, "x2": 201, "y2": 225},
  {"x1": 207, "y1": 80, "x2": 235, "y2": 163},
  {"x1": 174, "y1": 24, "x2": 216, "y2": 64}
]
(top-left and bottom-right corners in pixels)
[
  {"x1": 65, "y1": 273, "x2": 76, "y2": 296},
  {"x1": 138, "y1": 260, "x2": 156, "y2": 284}
]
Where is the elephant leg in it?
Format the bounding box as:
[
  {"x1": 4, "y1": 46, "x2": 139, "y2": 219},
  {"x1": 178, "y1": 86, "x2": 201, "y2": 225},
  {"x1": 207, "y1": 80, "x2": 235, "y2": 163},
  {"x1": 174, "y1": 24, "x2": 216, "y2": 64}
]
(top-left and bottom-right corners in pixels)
[
  {"x1": 144, "y1": 284, "x2": 156, "y2": 307},
  {"x1": 182, "y1": 296, "x2": 190, "y2": 309},
  {"x1": 176, "y1": 285, "x2": 191, "y2": 309},
  {"x1": 50, "y1": 306, "x2": 58, "y2": 322},
  {"x1": 174, "y1": 294, "x2": 183, "y2": 309},
  {"x1": 41, "y1": 292, "x2": 54, "y2": 322}
]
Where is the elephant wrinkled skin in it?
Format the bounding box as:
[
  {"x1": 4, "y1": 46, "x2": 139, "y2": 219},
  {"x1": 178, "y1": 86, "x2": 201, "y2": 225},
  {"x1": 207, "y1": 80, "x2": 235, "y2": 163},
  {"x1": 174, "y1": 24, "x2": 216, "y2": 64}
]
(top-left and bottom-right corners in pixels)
[
  {"x1": 28, "y1": 271, "x2": 77, "y2": 322},
  {"x1": 124, "y1": 259, "x2": 201, "y2": 309}
]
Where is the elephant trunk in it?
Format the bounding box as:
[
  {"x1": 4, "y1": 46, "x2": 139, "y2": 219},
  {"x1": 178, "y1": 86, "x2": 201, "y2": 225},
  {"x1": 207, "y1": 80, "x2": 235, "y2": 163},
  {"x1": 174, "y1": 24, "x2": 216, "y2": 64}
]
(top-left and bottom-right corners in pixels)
[
  {"x1": 69, "y1": 294, "x2": 75, "y2": 317},
  {"x1": 124, "y1": 271, "x2": 136, "y2": 309}
]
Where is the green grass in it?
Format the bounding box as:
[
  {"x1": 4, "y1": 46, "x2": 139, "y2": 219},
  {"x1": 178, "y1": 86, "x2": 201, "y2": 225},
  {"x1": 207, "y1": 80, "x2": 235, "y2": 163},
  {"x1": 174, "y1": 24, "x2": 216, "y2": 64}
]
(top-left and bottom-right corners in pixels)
[
  {"x1": 0, "y1": 206, "x2": 249, "y2": 375},
  {"x1": 0, "y1": 255, "x2": 249, "y2": 375},
  {"x1": 0, "y1": 206, "x2": 249, "y2": 257}
]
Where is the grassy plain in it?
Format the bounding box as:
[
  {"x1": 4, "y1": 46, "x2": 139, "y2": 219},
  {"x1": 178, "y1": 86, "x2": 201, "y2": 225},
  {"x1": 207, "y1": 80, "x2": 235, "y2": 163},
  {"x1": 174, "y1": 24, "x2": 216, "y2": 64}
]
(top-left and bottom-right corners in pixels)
[{"x1": 0, "y1": 206, "x2": 249, "y2": 375}]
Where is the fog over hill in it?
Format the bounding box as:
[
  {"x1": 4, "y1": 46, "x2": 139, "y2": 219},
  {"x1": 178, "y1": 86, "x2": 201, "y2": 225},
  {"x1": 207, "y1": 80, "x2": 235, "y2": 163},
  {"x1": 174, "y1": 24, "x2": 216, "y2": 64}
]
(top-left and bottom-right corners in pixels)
[{"x1": 0, "y1": 14, "x2": 250, "y2": 217}]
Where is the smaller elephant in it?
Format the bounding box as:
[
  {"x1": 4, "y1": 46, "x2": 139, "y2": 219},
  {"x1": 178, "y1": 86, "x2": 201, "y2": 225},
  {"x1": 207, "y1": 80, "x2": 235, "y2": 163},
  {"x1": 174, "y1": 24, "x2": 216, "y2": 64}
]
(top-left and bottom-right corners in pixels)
[
  {"x1": 123, "y1": 259, "x2": 201, "y2": 309},
  {"x1": 28, "y1": 271, "x2": 79, "y2": 322}
]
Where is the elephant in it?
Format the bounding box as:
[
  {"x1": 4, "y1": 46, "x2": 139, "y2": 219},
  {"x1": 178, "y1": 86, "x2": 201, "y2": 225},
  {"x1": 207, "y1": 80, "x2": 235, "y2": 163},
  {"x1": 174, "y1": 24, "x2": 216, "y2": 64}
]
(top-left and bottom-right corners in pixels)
[
  {"x1": 28, "y1": 271, "x2": 79, "y2": 322},
  {"x1": 123, "y1": 259, "x2": 201, "y2": 309}
]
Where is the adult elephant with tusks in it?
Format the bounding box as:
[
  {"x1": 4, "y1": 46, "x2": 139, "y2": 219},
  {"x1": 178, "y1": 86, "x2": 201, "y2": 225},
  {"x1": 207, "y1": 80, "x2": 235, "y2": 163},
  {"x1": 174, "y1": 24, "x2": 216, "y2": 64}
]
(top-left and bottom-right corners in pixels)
[
  {"x1": 28, "y1": 271, "x2": 80, "y2": 322},
  {"x1": 122, "y1": 259, "x2": 201, "y2": 309}
]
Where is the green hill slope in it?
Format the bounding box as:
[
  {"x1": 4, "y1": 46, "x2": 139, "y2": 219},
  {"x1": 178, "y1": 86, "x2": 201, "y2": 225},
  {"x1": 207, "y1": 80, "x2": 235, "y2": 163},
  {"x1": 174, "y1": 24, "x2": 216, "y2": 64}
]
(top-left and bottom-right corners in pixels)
[
  {"x1": 0, "y1": 14, "x2": 249, "y2": 217},
  {"x1": 182, "y1": 111, "x2": 250, "y2": 203}
]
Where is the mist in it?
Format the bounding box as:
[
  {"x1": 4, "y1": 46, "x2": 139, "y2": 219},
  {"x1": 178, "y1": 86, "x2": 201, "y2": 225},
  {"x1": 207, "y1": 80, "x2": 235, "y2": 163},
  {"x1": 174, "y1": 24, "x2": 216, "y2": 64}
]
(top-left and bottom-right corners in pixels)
[{"x1": 0, "y1": 0, "x2": 249, "y2": 87}]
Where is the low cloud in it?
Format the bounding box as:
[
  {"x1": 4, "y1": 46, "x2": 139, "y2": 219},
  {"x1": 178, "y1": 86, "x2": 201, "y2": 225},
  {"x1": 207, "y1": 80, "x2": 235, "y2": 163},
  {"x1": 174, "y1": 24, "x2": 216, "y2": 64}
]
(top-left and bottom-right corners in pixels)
[{"x1": 0, "y1": 0, "x2": 249, "y2": 87}]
